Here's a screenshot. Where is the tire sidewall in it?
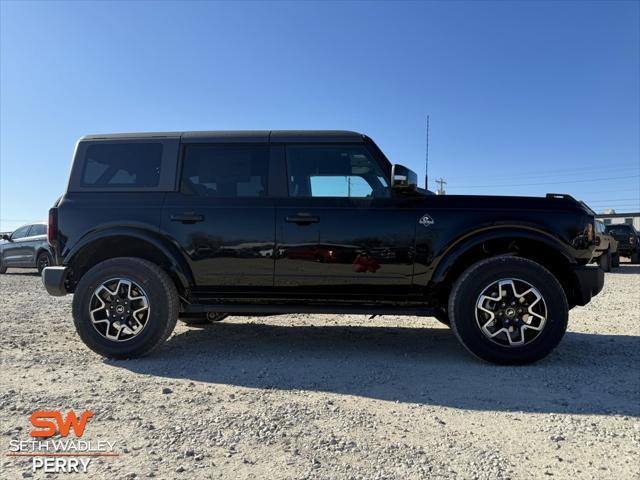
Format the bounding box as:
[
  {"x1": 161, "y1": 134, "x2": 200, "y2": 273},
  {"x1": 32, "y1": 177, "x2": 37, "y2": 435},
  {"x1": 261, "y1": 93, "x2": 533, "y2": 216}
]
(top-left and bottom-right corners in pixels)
[
  {"x1": 450, "y1": 257, "x2": 568, "y2": 365},
  {"x1": 72, "y1": 260, "x2": 174, "y2": 358}
]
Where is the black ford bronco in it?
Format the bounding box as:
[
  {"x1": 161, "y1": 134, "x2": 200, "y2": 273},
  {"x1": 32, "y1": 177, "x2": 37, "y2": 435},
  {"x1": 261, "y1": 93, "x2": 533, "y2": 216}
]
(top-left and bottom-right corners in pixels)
[{"x1": 43, "y1": 131, "x2": 603, "y2": 364}]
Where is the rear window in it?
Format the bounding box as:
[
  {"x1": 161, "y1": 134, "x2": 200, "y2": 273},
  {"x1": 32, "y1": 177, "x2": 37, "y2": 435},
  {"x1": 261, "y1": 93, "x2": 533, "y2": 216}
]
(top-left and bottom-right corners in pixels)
[
  {"x1": 81, "y1": 143, "x2": 163, "y2": 187},
  {"x1": 29, "y1": 224, "x2": 46, "y2": 236},
  {"x1": 181, "y1": 145, "x2": 269, "y2": 197},
  {"x1": 605, "y1": 225, "x2": 634, "y2": 235}
]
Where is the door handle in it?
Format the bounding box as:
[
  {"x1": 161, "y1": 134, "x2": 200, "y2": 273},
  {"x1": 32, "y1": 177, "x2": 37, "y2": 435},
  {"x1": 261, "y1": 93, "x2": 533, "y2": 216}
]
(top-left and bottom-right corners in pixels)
[
  {"x1": 286, "y1": 214, "x2": 320, "y2": 225},
  {"x1": 171, "y1": 213, "x2": 204, "y2": 224}
]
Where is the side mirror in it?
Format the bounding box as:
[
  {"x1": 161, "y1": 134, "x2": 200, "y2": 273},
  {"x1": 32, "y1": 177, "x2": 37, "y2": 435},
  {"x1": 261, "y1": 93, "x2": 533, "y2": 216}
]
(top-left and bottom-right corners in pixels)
[
  {"x1": 391, "y1": 164, "x2": 418, "y2": 191},
  {"x1": 2, "y1": 234, "x2": 12, "y2": 241}
]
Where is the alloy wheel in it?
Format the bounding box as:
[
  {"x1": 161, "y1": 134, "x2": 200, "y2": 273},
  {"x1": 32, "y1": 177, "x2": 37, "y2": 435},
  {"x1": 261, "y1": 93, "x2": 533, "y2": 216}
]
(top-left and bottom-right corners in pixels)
[
  {"x1": 89, "y1": 278, "x2": 150, "y2": 341},
  {"x1": 475, "y1": 278, "x2": 547, "y2": 347}
]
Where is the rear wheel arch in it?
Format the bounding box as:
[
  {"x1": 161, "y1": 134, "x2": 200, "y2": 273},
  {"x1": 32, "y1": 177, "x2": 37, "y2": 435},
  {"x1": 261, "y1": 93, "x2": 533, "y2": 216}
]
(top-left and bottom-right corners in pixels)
[
  {"x1": 65, "y1": 229, "x2": 193, "y2": 295},
  {"x1": 430, "y1": 230, "x2": 580, "y2": 309}
]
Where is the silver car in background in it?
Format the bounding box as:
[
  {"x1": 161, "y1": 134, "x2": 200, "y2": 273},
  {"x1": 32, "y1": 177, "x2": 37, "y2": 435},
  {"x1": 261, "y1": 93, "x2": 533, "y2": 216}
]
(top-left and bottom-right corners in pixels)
[{"x1": 0, "y1": 223, "x2": 55, "y2": 274}]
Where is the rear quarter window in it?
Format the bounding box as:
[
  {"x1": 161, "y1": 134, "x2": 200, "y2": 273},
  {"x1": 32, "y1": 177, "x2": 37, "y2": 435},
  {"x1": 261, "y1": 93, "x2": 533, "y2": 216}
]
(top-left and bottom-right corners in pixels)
[
  {"x1": 82, "y1": 143, "x2": 163, "y2": 187},
  {"x1": 68, "y1": 139, "x2": 180, "y2": 192}
]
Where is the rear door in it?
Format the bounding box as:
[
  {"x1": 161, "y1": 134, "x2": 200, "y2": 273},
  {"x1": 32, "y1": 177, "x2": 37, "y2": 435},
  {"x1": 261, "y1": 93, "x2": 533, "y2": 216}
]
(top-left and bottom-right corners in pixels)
[
  {"x1": 21, "y1": 224, "x2": 47, "y2": 266},
  {"x1": 273, "y1": 143, "x2": 416, "y2": 300},
  {"x1": 161, "y1": 139, "x2": 276, "y2": 297}
]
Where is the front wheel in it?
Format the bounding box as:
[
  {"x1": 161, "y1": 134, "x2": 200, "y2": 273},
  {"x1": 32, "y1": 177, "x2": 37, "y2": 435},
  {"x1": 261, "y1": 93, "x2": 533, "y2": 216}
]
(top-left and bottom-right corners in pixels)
[
  {"x1": 631, "y1": 252, "x2": 640, "y2": 264},
  {"x1": 611, "y1": 252, "x2": 620, "y2": 268},
  {"x1": 448, "y1": 256, "x2": 568, "y2": 365},
  {"x1": 598, "y1": 251, "x2": 612, "y2": 272},
  {"x1": 72, "y1": 257, "x2": 179, "y2": 359}
]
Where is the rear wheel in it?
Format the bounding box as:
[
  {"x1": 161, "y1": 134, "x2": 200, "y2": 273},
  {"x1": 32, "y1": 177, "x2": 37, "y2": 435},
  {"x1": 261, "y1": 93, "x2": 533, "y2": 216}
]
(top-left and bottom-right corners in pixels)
[
  {"x1": 72, "y1": 257, "x2": 179, "y2": 359},
  {"x1": 631, "y1": 252, "x2": 640, "y2": 264},
  {"x1": 448, "y1": 256, "x2": 568, "y2": 365},
  {"x1": 36, "y1": 251, "x2": 53, "y2": 275}
]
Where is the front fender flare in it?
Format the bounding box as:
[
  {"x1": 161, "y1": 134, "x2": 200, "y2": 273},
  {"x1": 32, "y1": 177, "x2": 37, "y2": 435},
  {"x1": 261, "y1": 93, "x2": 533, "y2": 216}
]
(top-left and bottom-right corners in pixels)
[{"x1": 430, "y1": 227, "x2": 576, "y2": 285}]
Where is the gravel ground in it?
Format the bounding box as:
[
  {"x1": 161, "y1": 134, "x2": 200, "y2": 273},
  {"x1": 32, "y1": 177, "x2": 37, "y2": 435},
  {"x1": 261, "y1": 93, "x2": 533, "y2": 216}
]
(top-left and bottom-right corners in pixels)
[{"x1": 1, "y1": 264, "x2": 639, "y2": 480}]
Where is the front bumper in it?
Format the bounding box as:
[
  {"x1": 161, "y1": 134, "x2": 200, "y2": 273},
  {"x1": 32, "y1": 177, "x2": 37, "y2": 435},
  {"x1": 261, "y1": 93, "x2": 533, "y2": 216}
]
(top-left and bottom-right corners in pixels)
[
  {"x1": 570, "y1": 265, "x2": 604, "y2": 306},
  {"x1": 42, "y1": 266, "x2": 69, "y2": 296}
]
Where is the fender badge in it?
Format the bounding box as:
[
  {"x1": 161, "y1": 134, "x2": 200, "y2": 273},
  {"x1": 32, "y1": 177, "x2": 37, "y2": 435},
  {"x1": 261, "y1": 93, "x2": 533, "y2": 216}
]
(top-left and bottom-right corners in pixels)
[{"x1": 419, "y1": 214, "x2": 434, "y2": 227}]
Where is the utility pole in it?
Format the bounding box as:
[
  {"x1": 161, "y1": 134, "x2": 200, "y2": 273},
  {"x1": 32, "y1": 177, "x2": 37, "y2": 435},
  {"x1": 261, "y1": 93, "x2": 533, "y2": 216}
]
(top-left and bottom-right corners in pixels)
[
  {"x1": 435, "y1": 177, "x2": 447, "y2": 195},
  {"x1": 425, "y1": 115, "x2": 430, "y2": 190}
]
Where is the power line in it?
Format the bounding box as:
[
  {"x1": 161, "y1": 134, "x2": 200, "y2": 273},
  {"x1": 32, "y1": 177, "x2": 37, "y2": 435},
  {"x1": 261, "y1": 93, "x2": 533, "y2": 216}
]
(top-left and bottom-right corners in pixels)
[
  {"x1": 584, "y1": 198, "x2": 640, "y2": 203},
  {"x1": 447, "y1": 175, "x2": 640, "y2": 189},
  {"x1": 445, "y1": 162, "x2": 640, "y2": 181}
]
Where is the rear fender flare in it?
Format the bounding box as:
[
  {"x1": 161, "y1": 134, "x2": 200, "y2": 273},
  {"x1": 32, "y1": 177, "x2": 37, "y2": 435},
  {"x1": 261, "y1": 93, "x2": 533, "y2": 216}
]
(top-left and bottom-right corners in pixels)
[{"x1": 65, "y1": 226, "x2": 194, "y2": 290}]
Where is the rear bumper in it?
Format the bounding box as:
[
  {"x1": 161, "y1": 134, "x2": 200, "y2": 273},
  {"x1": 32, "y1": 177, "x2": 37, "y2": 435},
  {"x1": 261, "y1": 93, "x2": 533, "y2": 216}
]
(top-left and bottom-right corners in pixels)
[
  {"x1": 570, "y1": 265, "x2": 604, "y2": 306},
  {"x1": 42, "y1": 266, "x2": 69, "y2": 296},
  {"x1": 617, "y1": 246, "x2": 636, "y2": 256}
]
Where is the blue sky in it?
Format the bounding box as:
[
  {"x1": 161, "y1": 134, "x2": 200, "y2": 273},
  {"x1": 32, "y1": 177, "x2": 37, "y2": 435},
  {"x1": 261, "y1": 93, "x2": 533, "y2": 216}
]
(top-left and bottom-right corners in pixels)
[{"x1": 1, "y1": 0, "x2": 638, "y2": 231}]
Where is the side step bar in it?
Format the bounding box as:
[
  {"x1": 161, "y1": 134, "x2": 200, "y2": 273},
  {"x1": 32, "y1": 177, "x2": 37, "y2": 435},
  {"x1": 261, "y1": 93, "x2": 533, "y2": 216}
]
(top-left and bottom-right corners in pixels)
[{"x1": 182, "y1": 303, "x2": 438, "y2": 317}]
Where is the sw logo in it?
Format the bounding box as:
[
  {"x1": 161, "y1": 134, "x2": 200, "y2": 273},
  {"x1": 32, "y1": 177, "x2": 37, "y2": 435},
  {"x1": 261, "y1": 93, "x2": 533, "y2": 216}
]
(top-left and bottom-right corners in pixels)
[
  {"x1": 30, "y1": 410, "x2": 93, "y2": 437},
  {"x1": 419, "y1": 214, "x2": 435, "y2": 227}
]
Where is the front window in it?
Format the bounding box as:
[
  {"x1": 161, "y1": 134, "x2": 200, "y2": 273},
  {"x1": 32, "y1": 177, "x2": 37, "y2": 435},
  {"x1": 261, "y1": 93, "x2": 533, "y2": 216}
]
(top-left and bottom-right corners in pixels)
[
  {"x1": 10, "y1": 225, "x2": 31, "y2": 240},
  {"x1": 286, "y1": 145, "x2": 389, "y2": 198}
]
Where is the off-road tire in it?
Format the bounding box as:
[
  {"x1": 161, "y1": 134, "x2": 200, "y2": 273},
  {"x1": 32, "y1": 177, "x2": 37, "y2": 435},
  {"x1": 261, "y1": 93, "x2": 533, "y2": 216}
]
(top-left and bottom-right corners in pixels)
[
  {"x1": 72, "y1": 257, "x2": 179, "y2": 359},
  {"x1": 611, "y1": 252, "x2": 620, "y2": 269},
  {"x1": 36, "y1": 251, "x2": 53, "y2": 275},
  {"x1": 598, "y1": 251, "x2": 612, "y2": 272},
  {"x1": 448, "y1": 256, "x2": 568, "y2": 365}
]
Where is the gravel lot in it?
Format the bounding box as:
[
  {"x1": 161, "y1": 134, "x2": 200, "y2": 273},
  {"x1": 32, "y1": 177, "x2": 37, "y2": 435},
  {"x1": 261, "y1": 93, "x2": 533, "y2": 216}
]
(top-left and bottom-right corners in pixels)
[{"x1": 1, "y1": 264, "x2": 639, "y2": 480}]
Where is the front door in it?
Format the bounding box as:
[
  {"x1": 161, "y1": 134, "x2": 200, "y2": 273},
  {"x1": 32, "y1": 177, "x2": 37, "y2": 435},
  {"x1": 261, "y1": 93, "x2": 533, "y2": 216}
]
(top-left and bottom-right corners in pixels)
[
  {"x1": 274, "y1": 144, "x2": 416, "y2": 300},
  {"x1": 2, "y1": 224, "x2": 34, "y2": 267},
  {"x1": 161, "y1": 143, "x2": 275, "y2": 297}
]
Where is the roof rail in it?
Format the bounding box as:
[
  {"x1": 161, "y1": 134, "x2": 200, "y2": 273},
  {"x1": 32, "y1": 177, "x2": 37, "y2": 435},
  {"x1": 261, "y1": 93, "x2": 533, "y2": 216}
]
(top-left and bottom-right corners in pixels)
[{"x1": 545, "y1": 193, "x2": 576, "y2": 200}]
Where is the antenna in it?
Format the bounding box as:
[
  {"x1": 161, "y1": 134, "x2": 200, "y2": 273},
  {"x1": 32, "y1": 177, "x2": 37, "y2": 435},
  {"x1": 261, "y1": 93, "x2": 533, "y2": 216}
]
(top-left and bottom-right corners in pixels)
[{"x1": 425, "y1": 115, "x2": 430, "y2": 190}]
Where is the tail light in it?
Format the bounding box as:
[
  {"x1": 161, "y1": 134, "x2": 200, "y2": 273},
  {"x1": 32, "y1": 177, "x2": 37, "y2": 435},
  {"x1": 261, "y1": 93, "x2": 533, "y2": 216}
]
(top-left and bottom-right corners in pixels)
[
  {"x1": 47, "y1": 208, "x2": 57, "y2": 246},
  {"x1": 585, "y1": 223, "x2": 593, "y2": 243}
]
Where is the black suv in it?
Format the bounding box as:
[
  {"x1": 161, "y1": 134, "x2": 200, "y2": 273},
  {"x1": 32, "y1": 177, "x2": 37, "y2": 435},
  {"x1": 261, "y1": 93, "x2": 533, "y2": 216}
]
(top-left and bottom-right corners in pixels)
[
  {"x1": 605, "y1": 224, "x2": 639, "y2": 263},
  {"x1": 43, "y1": 131, "x2": 603, "y2": 364}
]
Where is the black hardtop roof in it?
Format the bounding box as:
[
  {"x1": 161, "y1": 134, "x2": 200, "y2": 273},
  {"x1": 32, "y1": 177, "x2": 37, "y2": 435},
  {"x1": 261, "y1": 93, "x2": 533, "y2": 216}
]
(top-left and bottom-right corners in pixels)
[{"x1": 80, "y1": 130, "x2": 365, "y2": 143}]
